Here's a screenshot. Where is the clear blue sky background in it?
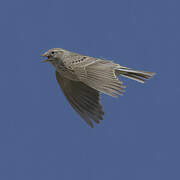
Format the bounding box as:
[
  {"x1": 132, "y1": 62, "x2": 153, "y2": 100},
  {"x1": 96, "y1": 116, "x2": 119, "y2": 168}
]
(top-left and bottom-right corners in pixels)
[{"x1": 0, "y1": 0, "x2": 179, "y2": 179}]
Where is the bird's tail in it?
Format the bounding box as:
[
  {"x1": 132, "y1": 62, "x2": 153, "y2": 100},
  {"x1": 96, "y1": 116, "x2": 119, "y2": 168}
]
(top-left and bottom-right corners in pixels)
[{"x1": 115, "y1": 66, "x2": 155, "y2": 83}]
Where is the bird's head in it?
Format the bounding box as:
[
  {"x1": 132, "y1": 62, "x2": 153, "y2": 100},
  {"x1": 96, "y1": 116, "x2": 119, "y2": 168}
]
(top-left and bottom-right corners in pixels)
[{"x1": 41, "y1": 48, "x2": 66, "y2": 63}]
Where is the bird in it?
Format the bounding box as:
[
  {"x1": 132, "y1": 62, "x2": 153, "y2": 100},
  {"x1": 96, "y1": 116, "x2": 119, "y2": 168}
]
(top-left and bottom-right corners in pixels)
[{"x1": 41, "y1": 48, "x2": 155, "y2": 128}]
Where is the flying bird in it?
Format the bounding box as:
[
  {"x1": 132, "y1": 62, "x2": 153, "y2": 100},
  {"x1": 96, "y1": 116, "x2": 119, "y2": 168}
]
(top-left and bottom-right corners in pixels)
[{"x1": 41, "y1": 48, "x2": 155, "y2": 127}]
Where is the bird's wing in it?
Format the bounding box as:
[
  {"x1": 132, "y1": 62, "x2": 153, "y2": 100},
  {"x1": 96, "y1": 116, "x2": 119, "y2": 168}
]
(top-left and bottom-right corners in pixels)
[
  {"x1": 74, "y1": 59, "x2": 126, "y2": 97},
  {"x1": 56, "y1": 71, "x2": 104, "y2": 128}
]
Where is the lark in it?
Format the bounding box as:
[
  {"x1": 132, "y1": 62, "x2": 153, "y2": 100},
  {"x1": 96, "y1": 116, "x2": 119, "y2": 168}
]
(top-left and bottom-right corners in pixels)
[{"x1": 41, "y1": 48, "x2": 155, "y2": 127}]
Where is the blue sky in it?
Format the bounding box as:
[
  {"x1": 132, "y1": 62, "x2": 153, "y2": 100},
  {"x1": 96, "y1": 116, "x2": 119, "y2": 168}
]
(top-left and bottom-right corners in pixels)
[{"x1": 0, "y1": 0, "x2": 179, "y2": 179}]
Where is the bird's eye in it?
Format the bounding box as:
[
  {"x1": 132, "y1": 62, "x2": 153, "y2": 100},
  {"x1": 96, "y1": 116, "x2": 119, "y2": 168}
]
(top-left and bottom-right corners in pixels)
[{"x1": 51, "y1": 51, "x2": 55, "y2": 55}]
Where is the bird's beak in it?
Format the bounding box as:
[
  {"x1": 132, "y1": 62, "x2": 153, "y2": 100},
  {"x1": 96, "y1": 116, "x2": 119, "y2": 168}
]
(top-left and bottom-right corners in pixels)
[
  {"x1": 40, "y1": 53, "x2": 49, "y2": 63},
  {"x1": 41, "y1": 53, "x2": 47, "y2": 57},
  {"x1": 41, "y1": 59, "x2": 49, "y2": 63}
]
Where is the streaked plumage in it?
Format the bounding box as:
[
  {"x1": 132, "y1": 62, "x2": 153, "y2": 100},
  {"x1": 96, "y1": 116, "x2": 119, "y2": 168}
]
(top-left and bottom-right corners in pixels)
[{"x1": 41, "y1": 48, "x2": 155, "y2": 127}]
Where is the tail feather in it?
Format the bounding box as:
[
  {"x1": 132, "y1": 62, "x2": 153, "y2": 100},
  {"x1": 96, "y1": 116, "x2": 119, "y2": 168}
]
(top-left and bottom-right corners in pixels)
[{"x1": 115, "y1": 67, "x2": 155, "y2": 83}]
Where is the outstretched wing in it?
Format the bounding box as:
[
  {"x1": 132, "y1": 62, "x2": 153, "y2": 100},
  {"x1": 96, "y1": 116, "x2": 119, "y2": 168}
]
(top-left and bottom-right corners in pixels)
[
  {"x1": 56, "y1": 71, "x2": 104, "y2": 128},
  {"x1": 73, "y1": 59, "x2": 126, "y2": 97}
]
